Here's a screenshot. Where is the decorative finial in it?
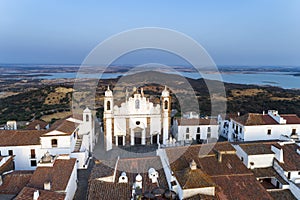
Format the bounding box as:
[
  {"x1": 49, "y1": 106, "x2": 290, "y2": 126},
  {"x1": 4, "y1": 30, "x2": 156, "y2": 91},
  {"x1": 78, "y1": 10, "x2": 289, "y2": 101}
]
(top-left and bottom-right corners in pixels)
[{"x1": 141, "y1": 88, "x2": 144, "y2": 97}]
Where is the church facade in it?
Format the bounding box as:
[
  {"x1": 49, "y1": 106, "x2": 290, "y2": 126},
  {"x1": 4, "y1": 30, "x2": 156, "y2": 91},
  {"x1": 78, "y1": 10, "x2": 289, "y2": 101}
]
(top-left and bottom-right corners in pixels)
[{"x1": 103, "y1": 86, "x2": 171, "y2": 151}]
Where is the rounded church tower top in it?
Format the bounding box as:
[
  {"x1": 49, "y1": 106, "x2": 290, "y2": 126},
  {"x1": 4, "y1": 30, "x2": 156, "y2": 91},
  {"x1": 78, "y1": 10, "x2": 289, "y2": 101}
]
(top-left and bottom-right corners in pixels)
[
  {"x1": 105, "y1": 86, "x2": 113, "y2": 97},
  {"x1": 161, "y1": 86, "x2": 169, "y2": 97}
]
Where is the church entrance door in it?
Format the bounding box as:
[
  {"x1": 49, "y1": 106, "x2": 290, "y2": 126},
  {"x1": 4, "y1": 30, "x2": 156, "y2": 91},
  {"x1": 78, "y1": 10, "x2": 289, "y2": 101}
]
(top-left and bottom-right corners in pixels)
[
  {"x1": 117, "y1": 136, "x2": 123, "y2": 146},
  {"x1": 134, "y1": 131, "x2": 142, "y2": 145}
]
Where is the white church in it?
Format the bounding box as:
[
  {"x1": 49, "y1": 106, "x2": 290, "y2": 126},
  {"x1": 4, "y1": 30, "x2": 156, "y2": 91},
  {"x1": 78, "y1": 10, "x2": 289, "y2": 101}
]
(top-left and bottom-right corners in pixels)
[{"x1": 103, "y1": 86, "x2": 171, "y2": 151}]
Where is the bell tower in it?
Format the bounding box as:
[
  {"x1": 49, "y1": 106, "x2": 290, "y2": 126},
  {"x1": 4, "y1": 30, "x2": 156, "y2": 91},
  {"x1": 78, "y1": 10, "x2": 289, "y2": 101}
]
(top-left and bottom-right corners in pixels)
[
  {"x1": 161, "y1": 86, "x2": 171, "y2": 145},
  {"x1": 104, "y1": 86, "x2": 114, "y2": 150}
]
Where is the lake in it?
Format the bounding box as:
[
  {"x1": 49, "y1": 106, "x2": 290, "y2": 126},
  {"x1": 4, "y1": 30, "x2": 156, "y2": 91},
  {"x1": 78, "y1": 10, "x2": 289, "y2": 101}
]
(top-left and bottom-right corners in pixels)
[{"x1": 42, "y1": 71, "x2": 299, "y2": 89}]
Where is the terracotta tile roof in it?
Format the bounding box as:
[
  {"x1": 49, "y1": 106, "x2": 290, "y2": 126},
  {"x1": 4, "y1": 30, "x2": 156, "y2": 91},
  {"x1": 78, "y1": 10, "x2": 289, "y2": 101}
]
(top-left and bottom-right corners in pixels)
[
  {"x1": 174, "y1": 167, "x2": 214, "y2": 189},
  {"x1": 0, "y1": 130, "x2": 45, "y2": 146},
  {"x1": 281, "y1": 114, "x2": 300, "y2": 124},
  {"x1": 15, "y1": 186, "x2": 65, "y2": 200},
  {"x1": 238, "y1": 141, "x2": 277, "y2": 155},
  {"x1": 275, "y1": 143, "x2": 300, "y2": 171},
  {"x1": 232, "y1": 113, "x2": 300, "y2": 125},
  {"x1": 251, "y1": 167, "x2": 288, "y2": 185},
  {"x1": 89, "y1": 160, "x2": 116, "y2": 180},
  {"x1": 269, "y1": 189, "x2": 297, "y2": 200},
  {"x1": 0, "y1": 171, "x2": 33, "y2": 195},
  {"x1": 43, "y1": 120, "x2": 78, "y2": 136},
  {"x1": 177, "y1": 118, "x2": 218, "y2": 126},
  {"x1": 212, "y1": 175, "x2": 273, "y2": 200},
  {"x1": 165, "y1": 142, "x2": 243, "y2": 177},
  {"x1": 88, "y1": 156, "x2": 169, "y2": 200},
  {"x1": 88, "y1": 180, "x2": 131, "y2": 200},
  {"x1": 25, "y1": 120, "x2": 48, "y2": 130},
  {"x1": 28, "y1": 158, "x2": 76, "y2": 191}
]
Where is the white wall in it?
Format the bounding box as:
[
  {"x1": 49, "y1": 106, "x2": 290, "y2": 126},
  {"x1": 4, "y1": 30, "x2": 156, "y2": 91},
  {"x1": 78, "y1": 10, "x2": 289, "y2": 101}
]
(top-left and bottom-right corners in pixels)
[
  {"x1": 247, "y1": 154, "x2": 275, "y2": 169},
  {"x1": 182, "y1": 187, "x2": 215, "y2": 199},
  {"x1": 234, "y1": 145, "x2": 274, "y2": 168},
  {"x1": 64, "y1": 161, "x2": 77, "y2": 200},
  {"x1": 71, "y1": 151, "x2": 89, "y2": 169},
  {"x1": 176, "y1": 125, "x2": 218, "y2": 141},
  {"x1": 230, "y1": 120, "x2": 300, "y2": 141},
  {"x1": 233, "y1": 145, "x2": 249, "y2": 167},
  {"x1": 0, "y1": 145, "x2": 44, "y2": 170}
]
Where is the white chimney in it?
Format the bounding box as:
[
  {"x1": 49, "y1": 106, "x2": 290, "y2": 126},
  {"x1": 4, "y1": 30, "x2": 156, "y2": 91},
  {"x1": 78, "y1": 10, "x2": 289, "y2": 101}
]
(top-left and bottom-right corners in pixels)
[
  {"x1": 148, "y1": 168, "x2": 159, "y2": 183},
  {"x1": 44, "y1": 181, "x2": 51, "y2": 190},
  {"x1": 33, "y1": 190, "x2": 39, "y2": 200},
  {"x1": 135, "y1": 174, "x2": 142, "y2": 189},
  {"x1": 190, "y1": 160, "x2": 197, "y2": 170},
  {"x1": 118, "y1": 172, "x2": 128, "y2": 183}
]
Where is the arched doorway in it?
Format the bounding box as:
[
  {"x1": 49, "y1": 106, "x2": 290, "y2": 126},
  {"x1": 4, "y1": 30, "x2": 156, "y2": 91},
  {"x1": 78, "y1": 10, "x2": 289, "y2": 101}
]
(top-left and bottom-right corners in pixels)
[{"x1": 133, "y1": 127, "x2": 143, "y2": 145}]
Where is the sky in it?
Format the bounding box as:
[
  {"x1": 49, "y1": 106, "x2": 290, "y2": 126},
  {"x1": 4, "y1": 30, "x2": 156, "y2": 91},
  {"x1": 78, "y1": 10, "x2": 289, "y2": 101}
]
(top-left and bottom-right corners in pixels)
[{"x1": 0, "y1": 0, "x2": 300, "y2": 66}]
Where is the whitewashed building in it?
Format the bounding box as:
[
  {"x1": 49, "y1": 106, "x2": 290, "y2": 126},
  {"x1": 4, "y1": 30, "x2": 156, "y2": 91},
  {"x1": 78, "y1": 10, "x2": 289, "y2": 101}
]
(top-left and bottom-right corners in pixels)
[
  {"x1": 103, "y1": 86, "x2": 171, "y2": 151},
  {"x1": 172, "y1": 117, "x2": 219, "y2": 143},
  {"x1": 0, "y1": 108, "x2": 97, "y2": 170},
  {"x1": 228, "y1": 110, "x2": 300, "y2": 142}
]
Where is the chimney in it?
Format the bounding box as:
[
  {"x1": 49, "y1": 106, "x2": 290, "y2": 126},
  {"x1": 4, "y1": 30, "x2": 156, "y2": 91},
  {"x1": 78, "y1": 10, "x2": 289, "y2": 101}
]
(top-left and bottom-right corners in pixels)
[
  {"x1": 118, "y1": 172, "x2": 128, "y2": 183},
  {"x1": 190, "y1": 160, "x2": 197, "y2": 170},
  {"x1": 135, "y1": 174, "x2": 142, "y2": 189},
  {"x1": 217, "y1": 152, "x2": 222, "y2": 163},
  {"x1": 237, "y1": 112, "x2": 240, "y2": 117},
  {"x1": 33, "y1": 190, "x2": 39, "y2": 200},
  {"x1": 44, "y1": 181, "x2": 51, "y2": 190},
  {"x1": 262, "y1": 110, "x2": 265, "y2": 115}
]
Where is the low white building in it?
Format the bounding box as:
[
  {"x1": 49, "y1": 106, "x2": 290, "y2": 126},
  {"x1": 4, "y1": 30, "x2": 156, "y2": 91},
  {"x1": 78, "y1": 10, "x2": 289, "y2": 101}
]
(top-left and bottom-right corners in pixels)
[
  {"x1": 228, "y1": 110, "x2": 300, "y2": 142},
  {"x1": 233, "y1": 141, "x2": 276, "y2": 169},
  {"x1": 0, "y1": 108, "x2": 97, "y2": 170},
  {"x1": 172, "y1": 118, "x2": 219, "y2": 143}
]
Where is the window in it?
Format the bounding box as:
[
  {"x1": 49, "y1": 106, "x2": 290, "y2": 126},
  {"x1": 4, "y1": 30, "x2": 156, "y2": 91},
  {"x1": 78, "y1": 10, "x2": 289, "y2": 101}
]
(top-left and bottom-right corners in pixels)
[
  {"x1": 207, "y1": 127, "x2": 211, "y2": 132},
  {"x1": 51, "y1": 139, "x2": 58, "y2": 147},
  {"x1": 30, "y1": 149, "x2": 36, "y2": 159},
  {"x1": 107, "y1": 101, "x2": 111, "y2": 111},
  {"x1": 0, "y1": 150, "x2": 1, "y2": 156},
  {"x1": 240, "y1": 127, "x2": 242, "y2": 133},
  {"x1": 8, "y1": 150, "x2": 13, "y2": 156},
  {"x1": 135, "y1": 100, "x2": 140, "y2": 109},
  {"x1": 267, "y1": 129, "x2": 272, "y2": 135},
  {"x1": 288, "y1": 172, "x2": 291, "y2": 179},
  {"x1": 136, "y1": 121, "x2": 140, "y2": 125},
  {"x1": 197, "y1": 127, "x2": 200, "y2": 133},
  {"x1": 292, "y1": 129, "x2": 296, "y2": 135},
  {"x1": 31, "y1": 160, "x2": 37, "y2": 167},
  {"x1": 241, "y1": 157, "x2": 244, "y2": 161},
  {"x1": 164, "y1": 100, "x2": 168, "y2": 110},
  {"x1": 186, "y1": 134, "x2": 190, "y2": 140},
  {"x1": 186, "y1": 128, "x2": 189, "y2": 133},
  {"x1": 86, "y1": 114, "x2": 89, "y2": 122}
]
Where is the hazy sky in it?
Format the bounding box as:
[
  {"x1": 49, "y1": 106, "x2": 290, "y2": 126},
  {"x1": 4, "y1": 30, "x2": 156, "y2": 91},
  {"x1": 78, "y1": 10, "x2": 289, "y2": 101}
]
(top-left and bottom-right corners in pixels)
[{"x1": 0, "y1": 0, "x2": 300, "y2": 66}]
